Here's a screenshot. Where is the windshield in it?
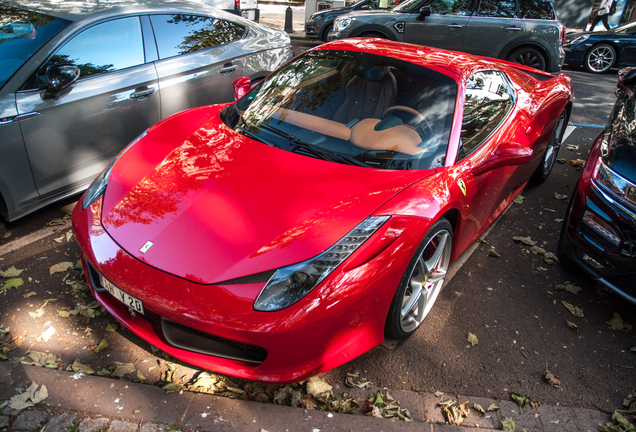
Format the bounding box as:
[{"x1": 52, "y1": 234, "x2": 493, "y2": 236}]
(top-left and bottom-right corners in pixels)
[
  {"x1": 0, "y1": 6, "x2": 71, "y2": 90},
  {"x1": 614, "y1": 21, "x2": 636, "y2": 34},
  {"x1": 393, "y1": 0, "x2": 425, "y2": 13},
  {"x1": 230, "y1": 50, "x2": 456, "y2": 170}
]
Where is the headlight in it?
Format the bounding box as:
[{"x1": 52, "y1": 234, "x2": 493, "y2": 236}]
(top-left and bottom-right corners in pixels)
[
  {"x1": 253, "y1": 216, "x2": 390, "y2": 312},
  {"x1": 82, "y1": 130, "x2": 147, "y2": 209},
  {"x1": 593, "y1": 158, "x2": 636, "y2": 208},
  {"x1": 334, "y1": 17, "x2": 354, "y2": 33},
  {"x1": 566, "y1": 34, "x2": 589, "y2": 46},
  {"x1": 310, "y1": 13, "x2": 323, "y2": 21}
]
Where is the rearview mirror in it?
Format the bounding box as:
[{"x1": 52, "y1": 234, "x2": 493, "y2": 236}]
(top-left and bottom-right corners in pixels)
[
  {"x1": 46, "y1": 64, "x2": 80, "y2": 94},
  {"x1": 417, "y1": 6, "x2": 431, "y2": 21},
  {"x1": 472, "y1": 142, "x2": 533, "y2": 177},
  {"x1": 232, "y1": 77, "x2": 251, "y2": 101}
]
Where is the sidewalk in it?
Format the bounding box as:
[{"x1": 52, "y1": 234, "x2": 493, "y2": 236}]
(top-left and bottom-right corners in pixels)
[{"x1": 0, "y1": 362, "x2": 611, "y2": 431}]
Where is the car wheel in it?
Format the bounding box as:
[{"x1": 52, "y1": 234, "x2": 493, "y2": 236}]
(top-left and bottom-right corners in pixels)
[
  {"x1": 385, "y1": 218, "x2": 453, "y2": 340},
  {"x1": 321, "y1": 23, "x2": 333, "y2": 41},
  {"x1": 531, "y1": 108, "x2": 569, "y2": 184},
  {"x1": 507, "y1": 47, "x2": 546, "y2": 71},
  {"x1": 584, "y1": 44, "x2": 616, "y2": 73},
  {"x1": 557, "y1": 179, "x2": 579, "y2": 267}
]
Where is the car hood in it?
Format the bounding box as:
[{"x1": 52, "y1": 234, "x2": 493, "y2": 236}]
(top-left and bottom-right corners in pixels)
[
  {"x1": 101, "y1": 105, "x2": 432, "y2": 284},
  {"x1": 565, "y1": 30, "x2": 621, "y2": 41}
]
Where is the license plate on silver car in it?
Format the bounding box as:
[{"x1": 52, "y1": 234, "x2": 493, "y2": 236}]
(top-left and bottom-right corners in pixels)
[{"x1": 99, "y1": 274, "x2": 144, "y2": 315}]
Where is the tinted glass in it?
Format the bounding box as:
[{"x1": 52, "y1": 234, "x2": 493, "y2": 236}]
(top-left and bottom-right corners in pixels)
[
  {"x1": 42, "y1": 17, "x2": 144, "y2": 81},
  {"x1": 426, "y1": 0, "x2": 473, "y2": 15},
  {"x1": 0, "y1": 6, "x2": 71, "y2": 90},
  {"x1": 150, "y1": 14, "x2": 245, "y2": 59},
  {"x1": 231, "y1": 50, "x2": 457, "y2": 171},
  {"x1": 519, "y1": 0, "x2": 555, "y2": 19},
  {"x1": 475, "y1": 0, "x2": 517, "y2": 17},
  {"x1": 458, "y1": 70, "x2": 514, "y2": 159}
]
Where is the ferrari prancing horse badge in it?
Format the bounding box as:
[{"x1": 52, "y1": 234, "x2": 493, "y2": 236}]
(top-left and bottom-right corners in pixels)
[{"x1": 457, "y1": 179, "x2": 467, "y2": 197}]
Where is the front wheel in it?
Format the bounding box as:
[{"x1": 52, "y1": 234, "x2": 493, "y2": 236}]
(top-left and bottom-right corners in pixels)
[
  {"x1": 584, "y1": 44, "x2": 616, "y2": 73},
  {"x1": 321, "y1": 23, "x2": 333, "y2": 41},
  {"x1": 507, "y1": 47, "x2": 546, "y2": 71},
  {"x1": 385, "y1": 218, "x2": 453, "y2": 340},
  {"x1": 531, "y1": 108, "x2": 569, "y2": 184}
]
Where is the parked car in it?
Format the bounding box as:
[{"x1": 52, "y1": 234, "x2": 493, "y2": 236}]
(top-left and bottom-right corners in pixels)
[
  {"x1": 563, "y1": 21, "x2": 636, "y2": 73},
  {"x1": 0, "y1": 0, "x2": 292, "y2": 222},
  {"x1": 72, "y1": 39, "x2": 572, "y2": 382},
  {"x1": 305, "y1": 0, "x2": 397, "y2": 41},
  {"x1": 191, "y1": 0, "x2": 260, "y2": 22},
  {"x1": 327, "y1": 0, "x2": 566, "y2": 72},
  {"x1": 558, "y1": 67, "x2": 636, "y2": 304}
]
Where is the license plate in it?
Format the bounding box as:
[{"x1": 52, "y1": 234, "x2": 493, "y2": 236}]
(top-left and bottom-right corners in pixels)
[{"x1": 99, "y1": 275, "x2": 144, "y2": 315}]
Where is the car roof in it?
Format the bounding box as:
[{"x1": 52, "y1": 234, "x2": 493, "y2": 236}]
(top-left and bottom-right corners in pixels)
[
  {"x1": 318, "y1": 39, "x2": 554, "y2": 81},
  {"x1": 2, "y1": 0, "x2": 223, "y2": 23}
]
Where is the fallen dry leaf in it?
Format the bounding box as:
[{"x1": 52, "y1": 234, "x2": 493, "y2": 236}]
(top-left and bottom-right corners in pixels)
[
  {"x1": 473, "y1": 403, "x2": 485, "y2": 415},
  {"x1": 93, "y1": 339, "x2": 110, "y2": 353},
  {"x1": 606, "y1": 313, "x2": 633, "y2": 331},
  {"x1": 567, "y1": 321, "x2": 579, "y2": 332},
  {"x1": 488, "y1": 247, "x2": 500, "y2": 258},
  {"x1": 512, "y1": 236, "x2": 536, "y2": 246},
  {"x1": 570, "y1": 159, "x2": 586, "y2": 167},
  {"x1": 501, "y1": 418, "x2": 516, "y2": 431},
  {"x1": 22, "y1": 292, "x2": 37, "y2": 299},
  {"x1": 562, "y1": 301, "x2": 584, "y2": 318},
  {"x1": 0, "y1": 265, "x2": 24, "y2": 278},
  {"x1": 49, "y1": 262, "x2": 74, "y2": 275},
  {"x1": 306, "y1": 376, "x2": 332, "y2": 397},
  {"x1": 513, "y1": 195, "x2": 524, "y2": 204},
  {"x1": 554, "y1": 192, "x2": 568, "y2": 200},
  {"x1": 544, "y1": 363, "x2": 561, "y2": 388},
  {"x1": 467, "y1": 332, "x2": 478, "y2": 346}
]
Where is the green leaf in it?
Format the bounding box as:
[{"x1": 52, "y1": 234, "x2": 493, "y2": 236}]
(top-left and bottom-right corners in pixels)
[
  {"x1": 511, "y1": 392, "x2": 530, "y2": 412},
  {"x1": 512, "y1": 236, "x2": 536, "y2": 246},
  {"x1": 93, "y1": 339, "x2": 110, "y2": 354},
  {"x1": 1, "y1": 278, "x2": 24, "y2": 291},
  {"x1": 530, "y1": 246, "x2": 546, "y2": 255},
  {"x1": 104, "y1": 323, "x2": 119, "y2": 332},
  {"x1": 606, "y1": 313, "x2": 632, "y2": 331},
  {"x1": 513, "y1": 195, "x2": 524, "y2": 204}
]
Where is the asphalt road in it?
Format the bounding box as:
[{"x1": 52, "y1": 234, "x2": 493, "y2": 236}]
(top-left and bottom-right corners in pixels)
[{"x1": 0, "y1": 62, "x2": 631, "y2": 415}]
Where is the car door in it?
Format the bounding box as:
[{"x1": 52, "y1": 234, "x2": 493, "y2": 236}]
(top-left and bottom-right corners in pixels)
[
  {"x1": 15, "y1": 16, "x2": 160, "y2": 198},
  {"x1": 149, "y1": 14, "x2": 246, "y2": 118},
  {"x1": 403, "y1": 0, "x2": 474, "y2": 51},
  {"x1": 462, "y1": 0, "x2": 524, "y2": 58},
  {"x1": 452, "y1": 70, "x2": 523, "y2": 253}
]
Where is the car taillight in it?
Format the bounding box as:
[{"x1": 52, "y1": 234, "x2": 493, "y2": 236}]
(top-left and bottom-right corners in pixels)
[
  {"x1": 561, "y1": 25, "x2": 566, "y2": 45},
  {"x1": 235, "y1": 0, "x2": 240, "y2": 9},
  {"x1": 290, "y1": 44, "x2": 295, "y2": 57}
]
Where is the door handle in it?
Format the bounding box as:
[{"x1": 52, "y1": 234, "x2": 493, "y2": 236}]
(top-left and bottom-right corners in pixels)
[
  {"x1": 505, "y1": 26, "x2": 523, "y2": 31},
  {"x1": 447, "y1": 24, "x2": 463, "y2": 28},
  {"x1": 219, "y1": 64, "x2": 238, "y2": 75},
  {"x1": 130, "y1": 87, "x2": 156, "y2": 100}
]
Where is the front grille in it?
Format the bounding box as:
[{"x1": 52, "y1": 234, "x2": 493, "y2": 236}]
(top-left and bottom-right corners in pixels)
[{"x1": 162, "y1": 319, "x2": 267, "y2": 364}]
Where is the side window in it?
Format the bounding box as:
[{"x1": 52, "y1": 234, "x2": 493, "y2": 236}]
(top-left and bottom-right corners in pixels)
[
  {"x1": 428, "y1": 0, "x2": 472, "y2": 16},
  {"x1": 474, "y1": 0, "x2": 517, "y2": 17},
  {"x1": 519, "y1": 0, "x2": 555, "y2": 19},
  {"x1": 458, "y1": 70, "x2": 515, "y2": 159},
  {"x1": 42, "y1": 17, "x2": 144, "y2": 81},
  {"x1": 150, "y1": 14, "x2": 245, "y2": 60}
]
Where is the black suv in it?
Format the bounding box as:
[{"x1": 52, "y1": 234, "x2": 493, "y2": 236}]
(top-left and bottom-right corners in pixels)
[{"x1": 328, "y1": 0, "x2": 565, "y2": 72}]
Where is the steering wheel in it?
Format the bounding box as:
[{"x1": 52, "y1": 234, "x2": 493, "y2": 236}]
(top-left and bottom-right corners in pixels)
[{"x1": 381, "y1": 105, "x2": 433, "y2": 142}]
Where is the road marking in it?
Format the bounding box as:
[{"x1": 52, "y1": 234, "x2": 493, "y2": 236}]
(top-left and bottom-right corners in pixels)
[
  {"x1": 563, "y1": 125, "x2": 576, "y2": 143},
  {"x1": 570, "y1": 122, "x2": 605, "y2": 129},
  {"x1": 0, "y1": 221, "x2": 71, "y2": 258}
]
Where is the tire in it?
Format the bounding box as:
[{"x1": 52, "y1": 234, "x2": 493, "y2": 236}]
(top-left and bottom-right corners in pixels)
[
  {"x1": 321, "y1": 23, "x2": 333, "y2": 41},
  {"x1": 385, "y1": 218, "x2": 453, "y2": 340},
  {"x1": 584, "y1": 43, "x2": 616, "y2": 73},
  {"x1": 531, "y1": 108, "x2": 569, "y2": 184},
  {"x1": 507, "y1": 47, "x2": 546, "y2": 71}
]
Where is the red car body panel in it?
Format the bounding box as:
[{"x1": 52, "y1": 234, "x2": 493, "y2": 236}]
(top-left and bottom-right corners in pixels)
[{"x1": 72, "y1": 39, "x2": 573, "y2": 382}]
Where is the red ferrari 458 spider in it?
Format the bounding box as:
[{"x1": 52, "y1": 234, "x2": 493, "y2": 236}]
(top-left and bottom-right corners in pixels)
[{"x1": 72, "y1": 39, "x2": 572, "y2": 383}]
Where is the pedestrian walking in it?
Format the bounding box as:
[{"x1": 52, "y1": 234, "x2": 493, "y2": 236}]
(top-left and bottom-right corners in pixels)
[{"x1": 591, "y1": 0, "x2": 614, "y2": 31}]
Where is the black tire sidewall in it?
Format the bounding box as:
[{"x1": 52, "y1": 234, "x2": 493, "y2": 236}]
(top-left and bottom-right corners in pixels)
[
  {"x1": 384, "y1": 217, "x2": 453, "y2": 340},
  {"x1": 531, "y1": 108, "x2": 569, "y2": 184}
]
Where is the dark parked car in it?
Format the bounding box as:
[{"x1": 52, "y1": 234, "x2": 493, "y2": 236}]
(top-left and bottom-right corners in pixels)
[
  {"x1": 558, "y1": 67, "x2": 636, "y2": 304},
  {"x1": 327, "y1": 0, "x2": 565, "y2": 72},
  {"x1": 0, "y1": 0, "x2": 292, "y2": 222},
  {"x1": 563, "y1": 21, "x2": 636, "y2": 73},
  {"x1": 305, "y1": 0, "x2": 396, "y2": 41}
]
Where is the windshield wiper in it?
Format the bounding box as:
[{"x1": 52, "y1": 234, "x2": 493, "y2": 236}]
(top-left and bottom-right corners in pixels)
[{"x1": 259, "y1": 124, "x2": 368, "y2": 167}]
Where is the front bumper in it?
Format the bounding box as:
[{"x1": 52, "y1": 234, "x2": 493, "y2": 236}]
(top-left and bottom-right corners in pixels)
[
  {"x1": 563, "y1": 44, "x2": 588, "y2": 67},
  {"x1": 305, "y1": 20, "x2": 320, "y2": 38},
  {"x1": 561, "y1": 162, "x2": 636, "y2": 303},
  {"x1": 72, "y1": 196, "x2": 424, "y2": 382}
]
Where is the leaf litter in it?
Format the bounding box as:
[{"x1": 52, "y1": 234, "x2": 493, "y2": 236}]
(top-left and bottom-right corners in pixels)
[
  {"x1": 562, "y1": 301, "x2": 584, "y2": 318},
  {"x1": 9, "y1": 382, "x2": 48, "y2": 410},
  {"x1": 556, "y1": 283, "x2": 582, "y2": 295},
  {"x1": 606, "y1": 313, "x2": 633, "y2": 331},
  {"x1": 437, "y1": 398, "x2": 469, "y2": 426}
]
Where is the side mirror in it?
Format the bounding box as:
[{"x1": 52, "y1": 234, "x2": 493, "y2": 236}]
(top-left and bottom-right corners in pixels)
[
  {"x1": 416, "y1": 6, "x2": 431, "y2": 21},
  {"x1": 472, "y1": 142, "x2": 533, "y2": 177},
  {"x1": 232, "y1": 77, "x2": 251, "y2": 101},
  {"x1": 46, "y1": 64, "x2": 80, "y2": 93}
]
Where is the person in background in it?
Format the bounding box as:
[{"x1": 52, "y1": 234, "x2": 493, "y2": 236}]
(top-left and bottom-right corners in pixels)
[{"x1": 591, "y1": 0, "x2": 614, "y2": 31}]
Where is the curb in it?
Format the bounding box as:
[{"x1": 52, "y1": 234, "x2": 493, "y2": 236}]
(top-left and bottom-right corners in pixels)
[{"x1": 0, "y1": 363, "x2": 610, "y2": 431}]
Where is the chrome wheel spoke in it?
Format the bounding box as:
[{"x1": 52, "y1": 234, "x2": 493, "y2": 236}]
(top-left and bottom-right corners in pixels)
[{"x1": 424, "y1": 232, "x2": 449, "y2": 274}]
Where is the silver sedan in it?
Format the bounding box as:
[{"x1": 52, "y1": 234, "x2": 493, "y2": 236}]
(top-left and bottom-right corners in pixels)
[{"x1": 0, "y1": 0, "x2": 292, "y2": 221}]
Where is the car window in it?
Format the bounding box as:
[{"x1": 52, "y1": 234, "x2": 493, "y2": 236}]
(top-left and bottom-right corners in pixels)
[
  {"x1": 231, "y1": 50, "x2": 457, "y2": 171},
  {"x1": 474, "y1": 0, "x2": 517, "y2": 18},
  {"x1": 519, "y1": 0, "x2": 555, "y2": 19},
  {"x1": 458, "y1": 70, "x2": 515, "y2": 160},
  {"x1": 0, "y1": 6, "x2": 71, "y2": 90},
  {"x1": 427, "y1": 0, "x2": 473, "y2": 15},
  {"x1": 39, "y1": 17, "x2": 144, "y2": 83},
  {"x1": 150, "y1": 14, "x2": 245, "y2": 59}
]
